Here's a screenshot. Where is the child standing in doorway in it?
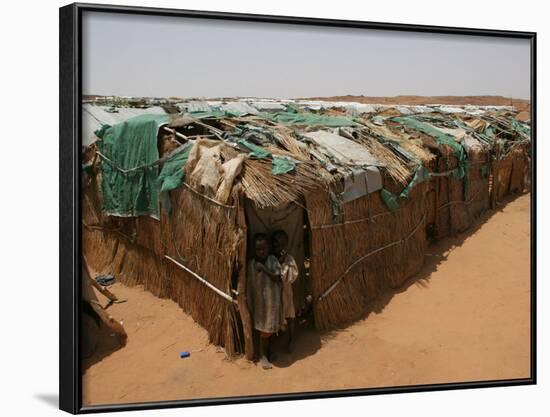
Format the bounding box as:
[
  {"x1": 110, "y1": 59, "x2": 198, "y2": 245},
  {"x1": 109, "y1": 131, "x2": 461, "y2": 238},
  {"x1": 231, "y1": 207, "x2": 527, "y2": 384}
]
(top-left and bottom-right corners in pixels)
[
  {"x1": 272, "y1": 230, "x2": 299, "y2": 353},
  {"x1": 247, "y1": 233, "x2": 282, "y2": 369}
]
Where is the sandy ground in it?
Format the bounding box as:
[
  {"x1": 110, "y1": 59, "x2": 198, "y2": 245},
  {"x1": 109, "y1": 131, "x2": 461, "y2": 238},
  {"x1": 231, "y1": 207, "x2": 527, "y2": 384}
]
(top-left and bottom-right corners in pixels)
[{"x1": 82, "y1": 194, "x2": 531, "y2": 406}]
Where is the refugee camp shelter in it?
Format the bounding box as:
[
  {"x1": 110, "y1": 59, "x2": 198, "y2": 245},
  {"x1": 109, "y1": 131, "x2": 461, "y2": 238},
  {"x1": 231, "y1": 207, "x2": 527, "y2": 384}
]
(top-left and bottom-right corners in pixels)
[{"x1": 82, "y1": 99, "x2": 531, "y2": 360}]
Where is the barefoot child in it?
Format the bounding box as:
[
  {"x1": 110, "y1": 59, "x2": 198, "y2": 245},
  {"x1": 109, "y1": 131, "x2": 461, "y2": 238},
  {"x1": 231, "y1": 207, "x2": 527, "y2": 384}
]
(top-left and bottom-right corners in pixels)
[
  {"x1": 247, "y1": 233, "x2": 282, "y2": 369},
  {"x1": 272, "y1": 230, "x2": 299, "y2": 353}
]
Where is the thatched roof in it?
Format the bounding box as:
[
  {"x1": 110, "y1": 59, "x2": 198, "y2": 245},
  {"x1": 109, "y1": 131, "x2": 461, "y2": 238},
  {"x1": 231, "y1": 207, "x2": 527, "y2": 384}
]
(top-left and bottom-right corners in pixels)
[
  {"x1": 82, "y1": 100, "x2": 531, "y2": 214},
  {"x1": 81, "y1": 100, "x2": 531, "y2": 355}
]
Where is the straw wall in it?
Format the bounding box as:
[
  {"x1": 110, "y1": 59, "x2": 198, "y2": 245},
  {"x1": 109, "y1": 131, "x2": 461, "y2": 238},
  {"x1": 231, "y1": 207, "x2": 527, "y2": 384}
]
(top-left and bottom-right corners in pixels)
[
  {"x1": 432, "y1": 155, "x2": 470, "y2": 238},
  {"x1": 159, "y1": 186, "x2": 244, "y2": 354},
  {"x1": 428, "y1": 147, "x2": 490, "y2": 240},
  {"x1": 495, "y1": 151, "x2": 514, "y2": 202},
  {"x1": 508, "y1": 145, "x2": 530, "y2": 195},
  {"x1": 82, "y1": 171, "x2": 245, "y2": 355},
  {"x1": 307, "y1": 174, "x2": 428, "y2": 331},
  {"x1": 491, "y1": 143, "x2": 530, "y2": 204},
  {"x1": 467, "y1": 150, "x2": 491, "y2": 221}
]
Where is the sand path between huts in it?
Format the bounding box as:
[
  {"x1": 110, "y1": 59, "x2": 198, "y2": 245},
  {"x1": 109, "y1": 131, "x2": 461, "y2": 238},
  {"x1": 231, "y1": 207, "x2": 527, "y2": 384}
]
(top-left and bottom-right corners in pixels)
[{"x1": 82, "y1": 193, "x2": 531, "y2": 406}]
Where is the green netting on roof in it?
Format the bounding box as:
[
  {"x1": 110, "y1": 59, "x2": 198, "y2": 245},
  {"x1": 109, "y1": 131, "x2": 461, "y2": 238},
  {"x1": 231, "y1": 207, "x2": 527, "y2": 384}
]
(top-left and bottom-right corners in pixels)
[
  {"x1": 238, "y1": 139, "x2": 271, "y2": 159},
  {"x1": 187, "y1": 108, "x2": 226, "y2": 119},
  {"x1": 392, "y1": 116, "x2": 469, "y2": 197},
  {"x1": 484, "y1": 125, "x2": 496, "y2": 138},
  {"x1": 392, "y1": 117, "x2": 467, "y2": 172},
  {"x1": 511, "y1": 119, "x2": 531, "y2": 138},
  {"x1": 260, "y1": 111, "x2": 356, "y2": 127},
  {"x1": 158, "y1": 143, "x2": 193, "y2": 193},
  {"x1": 380, "y1": 188, "x2": 399, "y2": 212},
  {"x1": 285, "y1": 104, "x2": 300, "y2": 114},
  {"x1": 399, "y1": 166, "x2": 429, "y2": 199},
  {"x1": 184, "y1": 107, "x2": 356, "y2": 126},
  {"x1": 272, "y1": 156, "x2": 296, "y2": 175},
  {"x1": 96, "y1": 113, "x2": 169, "y2": 218},
  {"x1": 379, "y1": 165, "x2": 428, "y2": 211},
  {"x1": 94, "y1": 124, "x2": 110, "y2": 139},
  {"x1": 237, "y1": 139, "x2": 297, "y2": 175}
]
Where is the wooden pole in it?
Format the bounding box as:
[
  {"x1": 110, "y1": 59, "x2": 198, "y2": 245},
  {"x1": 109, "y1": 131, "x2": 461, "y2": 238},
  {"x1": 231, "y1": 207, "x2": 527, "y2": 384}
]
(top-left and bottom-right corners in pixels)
[
  {"x1": 164, "y1": 255, "x2": 237, "y2": 304},
  {"x1": 235, "y1": 186, "x2": 255, "y2": 361},
  {"x1": 495, "y1": 146, "x2": 500, "y2": 207},
  {"x1": 162, "y1": 126, "x2": 188, "y2": 141},
  {"x1": 82, "y1": 256, "x2": 127, "y2": 343},
  {"x1": 88, "y1": 300, "x2": 127, "y2": 345},
  {"x1": 434, "y1": 176, "x2": 440, "y2": 237}
]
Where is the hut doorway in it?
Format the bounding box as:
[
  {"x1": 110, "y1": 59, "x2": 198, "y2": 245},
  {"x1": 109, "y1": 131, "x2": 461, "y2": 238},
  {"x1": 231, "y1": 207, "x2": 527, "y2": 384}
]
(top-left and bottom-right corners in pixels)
[{"x1": 244, "y1": 199, "x2": 311, "y2": 347}]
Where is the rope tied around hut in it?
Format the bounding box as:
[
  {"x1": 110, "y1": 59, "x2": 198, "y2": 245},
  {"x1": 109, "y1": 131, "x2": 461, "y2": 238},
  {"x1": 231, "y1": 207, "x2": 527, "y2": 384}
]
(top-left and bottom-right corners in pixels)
[{"x1": 82, "y1": 100, "x2": 531, "y2": 356}]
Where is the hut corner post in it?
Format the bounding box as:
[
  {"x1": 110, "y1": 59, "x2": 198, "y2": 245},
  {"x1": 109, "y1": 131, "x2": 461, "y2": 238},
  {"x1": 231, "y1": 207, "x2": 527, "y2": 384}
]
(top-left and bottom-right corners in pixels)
[
  {"x1": 235, "y1": 189, "x2": 255, "y2": 360},
  {"x1": 490, "y1": 145, "x2": 499, "y2": 209}
]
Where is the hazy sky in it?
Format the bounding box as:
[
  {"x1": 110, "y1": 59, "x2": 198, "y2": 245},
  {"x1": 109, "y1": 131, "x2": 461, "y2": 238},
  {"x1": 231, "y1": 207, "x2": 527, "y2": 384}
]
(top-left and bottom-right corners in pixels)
[{"x1": 82, "y1": 11, "x2": 531, "y2": 99}]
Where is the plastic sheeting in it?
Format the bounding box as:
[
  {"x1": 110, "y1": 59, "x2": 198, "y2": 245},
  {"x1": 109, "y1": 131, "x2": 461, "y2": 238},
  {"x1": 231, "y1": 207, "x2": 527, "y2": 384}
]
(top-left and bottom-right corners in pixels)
[
  {"x1": 304, "y1": 130, "x2": 383, "y2": 201},
  {"x1": 250, "y1": 101, "x2": 286, "y2": 112},
  {"x1": 158, "y1": 143, "x2": 193, "y2": 193},
  {"x1": 342, "y1": 167, "x2": 382, "y2": 202},
  {"x1": 220, "y1": 102, "x2": 259, "y2": 116},
  {"x1": 264, "y1": 112, "x2": 356, "y2": 127},
  {"x1": 303, "y1": 130, "x2": 381, "y2": 167},
  {"x1": 435, "y1": 106, "x2": 466, "y2": 114},
  {"x1": 96, "y1": 113, "x2": 170, "y2": 218},
  {"x1": 82, "y1": 104, "x2": 166, "y2": 147},
  {"x1": 184, "y1": 100, "x2": 212, "y2": 113},
  {"x1": 271, "y1": 156, "x2": 296, "y2": 175}
]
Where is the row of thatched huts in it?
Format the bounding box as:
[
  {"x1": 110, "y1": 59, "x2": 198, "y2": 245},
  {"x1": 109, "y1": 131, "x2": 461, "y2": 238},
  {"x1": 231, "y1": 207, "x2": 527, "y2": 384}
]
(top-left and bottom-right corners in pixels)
[{"x1": 81, "y1": 101, "x2": 531, "y2": 360}]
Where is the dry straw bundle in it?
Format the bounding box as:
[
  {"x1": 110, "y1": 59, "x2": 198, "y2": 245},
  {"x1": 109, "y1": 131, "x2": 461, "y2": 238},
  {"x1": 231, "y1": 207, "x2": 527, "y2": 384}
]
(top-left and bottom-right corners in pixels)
[
  {"x1": 240, "y1": 158, "x2": 324, "y2": 208},
  {"x1": 307, "y1": 172, "x2": 428, "y2": 331}
]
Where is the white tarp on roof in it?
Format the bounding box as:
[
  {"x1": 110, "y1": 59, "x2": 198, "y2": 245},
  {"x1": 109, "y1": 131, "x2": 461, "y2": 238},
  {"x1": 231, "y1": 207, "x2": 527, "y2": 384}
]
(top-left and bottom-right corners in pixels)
[
  {"x1": 304, "y1": 130, "x2": 381, "y2": 167},
  {"x1": 185, "y1": 101, "x2": 212, "y2": 113},
  {"x1": 480, "y1": 105, "x2": 516, "y2": 111},
  {"x1": 220, "y1": 102, "x2": 259, "y2": 116},
  {"x1": 291, "y1": 100, "x2": 380, "y2": 114},
  {"x1": 412, "y1": 105, "x2": 433, "y2": 113},
  {"x1": 304, "y1": 130, "x2": 383, "y2": 200},
  {"x1": 250, "y1": 101, "x2": 286, "y2": 112},
  {"x1": 344, "y1": 103, "x2": 379, "y2": 116},
  {"x1": 431, "y1": 125, "x2": 483, "y2": 152},
  {"x1": 395, "y1": 106, "x2": 415, "y2": 115},
  {"x1": 82, "y1": 104, "x2": 166, "y2": 147},
  {"x1": 435, "y1": 106, "x2": 466, "y2": 114}
]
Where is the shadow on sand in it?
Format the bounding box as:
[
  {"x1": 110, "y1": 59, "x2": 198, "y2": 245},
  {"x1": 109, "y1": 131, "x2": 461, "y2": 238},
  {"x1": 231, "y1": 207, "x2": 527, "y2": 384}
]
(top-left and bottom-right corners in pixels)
[
  {"x1": 364, "y1": 192, "x2": 525, "y2": 317},
  {"x1": 79, "y1": 193, "x2": 526, "y2": 369},
  {"x1": 270, "y1": 325, "x2": 322, "y2": 368},
  {"x1": 269, "y1": 192, "x2": 526, "y2": 366},
  {"x1": 81, "y1": 313, "x2": 126, "y2": 371}
]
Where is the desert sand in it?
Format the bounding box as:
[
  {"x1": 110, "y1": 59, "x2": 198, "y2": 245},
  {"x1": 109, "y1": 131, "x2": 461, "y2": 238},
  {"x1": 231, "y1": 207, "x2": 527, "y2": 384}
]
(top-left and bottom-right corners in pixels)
[{"x1": 82, "y1": 193, "x2": 531, "y2": 406}]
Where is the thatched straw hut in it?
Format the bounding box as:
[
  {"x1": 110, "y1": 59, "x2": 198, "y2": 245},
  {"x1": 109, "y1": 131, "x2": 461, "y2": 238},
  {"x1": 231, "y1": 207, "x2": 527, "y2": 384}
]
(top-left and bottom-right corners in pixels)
[{"x1": 81, "y1": 101, "x2": 530, "y2": 360}]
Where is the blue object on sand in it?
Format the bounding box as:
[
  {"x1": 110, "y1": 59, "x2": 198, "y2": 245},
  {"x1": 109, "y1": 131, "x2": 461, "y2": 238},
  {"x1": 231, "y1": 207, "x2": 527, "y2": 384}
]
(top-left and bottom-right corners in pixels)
[
  {"x1": 95, "y1": 274, "x2": 115, "y2": 286},
  {"x1": 180, "y1": 351, "x2": 190, "y2": 358}
]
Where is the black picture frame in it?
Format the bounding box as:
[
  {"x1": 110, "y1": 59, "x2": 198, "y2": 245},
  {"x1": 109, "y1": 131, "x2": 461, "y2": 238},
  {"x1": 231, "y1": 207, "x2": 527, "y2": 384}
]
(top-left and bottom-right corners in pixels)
[{"x1": 59, "y1": 2, "x2": 537, "y2": 414}]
